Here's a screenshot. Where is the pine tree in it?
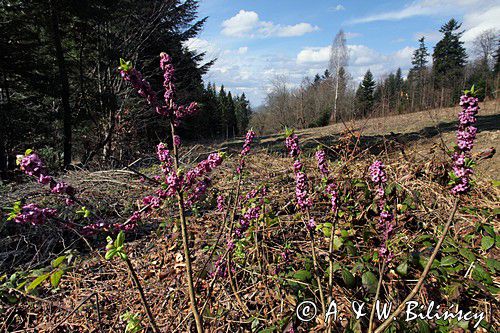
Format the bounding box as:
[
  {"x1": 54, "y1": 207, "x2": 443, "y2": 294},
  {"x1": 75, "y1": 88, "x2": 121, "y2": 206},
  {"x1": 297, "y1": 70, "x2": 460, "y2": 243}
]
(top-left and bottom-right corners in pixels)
[{"x1": 433, "y1": 18, "x2": 467, "y2": 106}]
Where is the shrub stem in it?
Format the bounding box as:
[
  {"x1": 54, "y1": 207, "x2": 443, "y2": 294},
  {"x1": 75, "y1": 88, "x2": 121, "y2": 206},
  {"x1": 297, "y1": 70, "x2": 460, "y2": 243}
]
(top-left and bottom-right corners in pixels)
[
  {"x1": 373, "y1": 197, "x2": 459, "y2": 333},
  {"x1": 124, "y1": 257, "x2": 161, "y2": 333}
]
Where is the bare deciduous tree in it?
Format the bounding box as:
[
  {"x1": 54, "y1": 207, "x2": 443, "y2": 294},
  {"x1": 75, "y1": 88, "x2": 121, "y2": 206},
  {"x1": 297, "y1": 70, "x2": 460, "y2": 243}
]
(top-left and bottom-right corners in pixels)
[
  {"x1": 472, "y1": 28, "x2": 498, "y2": 67},
  {"x1": 329, "y1": 29, "x2": 349, "y2": 123}
]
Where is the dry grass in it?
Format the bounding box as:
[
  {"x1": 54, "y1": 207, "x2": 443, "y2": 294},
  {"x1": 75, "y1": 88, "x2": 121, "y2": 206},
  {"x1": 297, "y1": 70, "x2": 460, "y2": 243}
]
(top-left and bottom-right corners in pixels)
[{"x1": 1, "y1": 104, "x2": 499, "y2": 332}]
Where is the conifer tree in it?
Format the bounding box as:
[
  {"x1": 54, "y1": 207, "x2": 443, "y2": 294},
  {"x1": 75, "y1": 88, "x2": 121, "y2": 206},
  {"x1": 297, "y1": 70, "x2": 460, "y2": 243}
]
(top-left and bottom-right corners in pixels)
[
  {"x1": 433, "y1": 18, "x2": 467, "y2": 106},
  {"x1": 356, "y1": 69, "x2": 376, "y2": 116}
]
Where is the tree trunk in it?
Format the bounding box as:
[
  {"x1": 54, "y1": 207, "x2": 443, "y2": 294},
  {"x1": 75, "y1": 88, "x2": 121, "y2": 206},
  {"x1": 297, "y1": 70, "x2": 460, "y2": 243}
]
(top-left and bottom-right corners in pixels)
[
  {"x1": 50, "y1": 1, "x2": 72, "y2": 168},
  {"x1": 330, "y1": 65, "x2": 340, "y2": 124},
  {"x1": 0, "y1": 133, "x2": 6, "y2": 177}
]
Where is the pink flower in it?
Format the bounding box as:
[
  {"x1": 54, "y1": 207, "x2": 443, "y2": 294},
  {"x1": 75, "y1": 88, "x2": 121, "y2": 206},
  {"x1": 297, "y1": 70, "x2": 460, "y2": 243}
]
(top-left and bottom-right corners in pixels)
[
  {"x1": 173, "y1": 135, "x2": 181, "y2": 147},
  {"x1": 20, "y1": 153, "x2": 46, "y2": 179},
  {"x1": 14, "y1": 204, "x2": 57, "y2": 225},
  {"x1": 240, "y1": 130, "x2": 256, "y2": 156},
  {"x1": 451, "y1": 92, "x2": 479, "y2": 195},
  {"x1": 217, "y1": 195, "x2": 225, "y2": 212},
  {"x1": 315, "y1": 150, "x2": 329, "y2": 176},
  {"x1": 285, "y1": 134, "x2": 301, "y2": 157},
  {"x1": 306, "y1": 217, "x2": 316, "y2": 231},
  {"x1": 143, "y1": 196, "x2": 161, "y2": 209}
]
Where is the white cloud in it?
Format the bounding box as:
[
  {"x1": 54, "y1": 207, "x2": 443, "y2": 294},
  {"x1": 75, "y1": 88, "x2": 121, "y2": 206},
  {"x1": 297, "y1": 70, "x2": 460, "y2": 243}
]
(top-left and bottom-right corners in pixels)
[
  {"x1": 221, "y1": 10, "x2": 260, "y2": 37},
  {"x1": 297, "y1": 47, "x2": 330, "y2": 64},
  {"x1": 221, "y1": 10, "x2": 319, "y2": 38},
  {"x1": 237, "y1": 46, "x2": 249, "y2": 54},
  {"x1": 350, "y1": 0, "x2": 496, "y2": 24},
  {"x1": 296, "y1": 44, "x2": 416, "y2": 82},
  {"x1": 265, "y1": 22, "x2": 320, "y2": 37},
  {"x1": 331, "y1": 4, "x2": 345, "y2": 12},
  {"x1": 462, "y1": 6, "x2": 500, "y2": 42},
  {"x1": 185, "y1": 37, "x2": 217, "y2": 54},
  {"x1": 345, "y1": 32, "x2": 362, "y2": 39}
]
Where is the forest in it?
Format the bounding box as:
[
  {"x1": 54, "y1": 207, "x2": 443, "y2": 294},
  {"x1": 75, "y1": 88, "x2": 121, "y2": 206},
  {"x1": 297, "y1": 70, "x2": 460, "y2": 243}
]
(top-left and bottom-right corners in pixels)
[
  {"x1": 1, "y1": 0, "x2": 250, "y2": 172},
  {"x1": 251, "y1": 23, "x2": 499, "y2": 134}
]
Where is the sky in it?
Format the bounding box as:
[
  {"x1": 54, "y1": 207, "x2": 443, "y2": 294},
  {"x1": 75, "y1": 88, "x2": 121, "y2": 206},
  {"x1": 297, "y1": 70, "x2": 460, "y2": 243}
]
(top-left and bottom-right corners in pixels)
[{"x1": 185, "y1": 0, "x2": 500, "y2": 106}]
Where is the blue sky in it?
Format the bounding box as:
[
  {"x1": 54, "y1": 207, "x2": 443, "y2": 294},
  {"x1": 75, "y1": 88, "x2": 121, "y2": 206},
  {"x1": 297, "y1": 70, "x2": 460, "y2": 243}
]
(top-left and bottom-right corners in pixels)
[{"x1": 185, "y1": 0, "x2": 500, "y2": 105}]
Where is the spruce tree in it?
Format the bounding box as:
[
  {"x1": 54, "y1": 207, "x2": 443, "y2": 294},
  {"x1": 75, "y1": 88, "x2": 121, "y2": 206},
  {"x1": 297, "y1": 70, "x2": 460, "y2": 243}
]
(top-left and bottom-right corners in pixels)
[
  {"x1": 410, "y1": 37, "x2": 429, "y2": 110},
  {"x1": 356, "y1": 69, "x2": 376, "y2": 116},
  {"x1": 432, "y1": 18, "x2": 467, "y2": 105}
]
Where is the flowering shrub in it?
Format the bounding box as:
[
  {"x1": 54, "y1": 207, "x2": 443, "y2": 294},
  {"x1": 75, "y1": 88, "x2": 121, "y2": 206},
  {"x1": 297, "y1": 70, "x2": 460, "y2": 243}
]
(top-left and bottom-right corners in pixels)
[
  {"x1": 369, "y1": 160, "x2": 395, "y2": 261},
  {"x1": 13, "y1": 203, "x2": 57, "y2": 226},
  {"x1": 450, "y1": 86, "x2": 479, "y2": 195}
]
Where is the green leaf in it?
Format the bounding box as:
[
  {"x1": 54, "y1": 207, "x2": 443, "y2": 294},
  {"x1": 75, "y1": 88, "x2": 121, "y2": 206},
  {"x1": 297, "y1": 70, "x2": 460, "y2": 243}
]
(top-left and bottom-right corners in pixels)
[
  {"x1": 472, "y1": 265, "x2": 493, "y2": 285},
  {"x1": 440, "y1": 256, "x2": 458, "y2": 267},
  {"x1": 458, "y1": 248, "x2": 476, "y2": 262},
  {"x1": 51, "y1": 256, "x2": 66, "y2": 268},
  {"x1": 292, "y1": 270, "x2": 312, "y2": 282},
  {"x1": 483, "y1": 225, "x2": 495, "y2": 237},
  {"x1": 26, "y1": 273, "x2": 50, "y2": 292},
  {"x1": 105, "y1": 249, "x2": 117, "y2": 260},
  {"x1": 485, "y1": 258, "x2": 500, "y2": 272},
  {"x1": 361, "y1": 271, "x2": 378, "y2": 295},
  {"x1": 50, "y1": 269, "x2": 64, "y2": 288},
  {"x1": 333, "y1": 236, "x2": 343, "y2": 251},
  {"x1": 115, "y1": 231, "x2": 125, "y2": 248},
  {"x1": 396, "y1": 261, "x2": 408, "y2": 276},
  {"x1": 481, "y1": 236, "x2": 495, "y2": 251},
  {"x1": 24, "y1": 149, "x2": 33, "y2": 156},
  {"x1": 342, "y1": 269, "x2": 356, "y2": 288},
  {"x1": 492, "y1": 180, "x2": 500, "y2": 187}
]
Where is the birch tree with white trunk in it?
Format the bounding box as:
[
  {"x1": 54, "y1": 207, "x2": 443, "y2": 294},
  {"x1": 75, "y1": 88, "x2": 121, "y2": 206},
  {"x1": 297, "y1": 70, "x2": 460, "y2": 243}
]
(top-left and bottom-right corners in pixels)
[{"x1": 329, "y1": 29, "x2": 349, "y2": 123}]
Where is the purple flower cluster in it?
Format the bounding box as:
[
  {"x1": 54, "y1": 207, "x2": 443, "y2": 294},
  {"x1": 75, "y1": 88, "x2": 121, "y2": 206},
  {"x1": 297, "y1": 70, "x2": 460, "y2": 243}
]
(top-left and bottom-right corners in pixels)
[
  {"x1": 285, "y1": 134, "x2": 301, "y2": 158},
  {"x1": 234, "y1": 187, "x2": 267, "y2": 238},
  {"x1": 173, "y1": 135, "x2": 181, "y2": 147},
  {"x1": 315, "y1": 150, "x2": 329, "y2": 176},
  {"x1": 369, "y1": 160, "x2": 388, "y2": 197},
  {"x1": 368, "y1": 160, "x2": 394, "y2": 261},
  {"x1": 451, "y1": 93, "x2": 479, "y2": 195},
  {"x1": 237, "y1": 130, "x2": 256, "y2": 174},
  {"x1": 315, "y1": 149, "x2": 338, "y2": 212},
  {"x1": 285, "y1": 134, "x2": 314, "y2": 215},
  {"x1": 293, "y1": 160, "x2": 312, "y2": 211},
  {"x1": 241, "y1": 130, "x2": 256, "y2": 156},
  {"x1": 217, "y1": 195, "x2": 225, "y2": 212},
  {"x1": 186, "y1": 178, "x2": 211, "y2": 208},
  {"x1": 14, "y1": 204, "x2": 57, "y2": 225},
  {"x1": 121, "y1": 53, "x2": 198, "y2": 127},
  {"x1": 306, "y1": 217, "x2": 316, "y2": 231},
  {"x1": 326, "y1": 183, "x2": 338, "y2": 212},
  {"x1": 19, "y1": 152, "x2": 75, "y2": 200},
  {"x1": 212, "y1": 257, "x2": 234, "y2": 278},
  {"x1": 19, "y1": 153, "x2": 47, "y2": 179},
  {"x1": 184, "y1": 153, "x2": 224, "y2": 189},
  {"x1": 119, "y1": 67, "x2": 158, "y2": 107}
]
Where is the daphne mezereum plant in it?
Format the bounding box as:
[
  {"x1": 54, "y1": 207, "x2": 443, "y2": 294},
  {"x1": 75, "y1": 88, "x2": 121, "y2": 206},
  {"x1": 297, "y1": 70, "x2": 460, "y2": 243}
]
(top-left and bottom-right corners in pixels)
[
  {"x1": 315, "y1": 149, "x2": 339, "y2": 330},
  {"x1": 284, "y1": 129, "x2": 326, "y2": 317},
  {"x1": 119, "y1": 53, "x2": 227, "y2": 332},
  {"x1": 372, "y1": 88, "x2": 480, "y2": 333},
  {"x1": 367, "y1": 160, "x2": 395, "y2": 332},
  {"x1": 106, "y1": 231, "x2": 160, "y2": 333}
]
